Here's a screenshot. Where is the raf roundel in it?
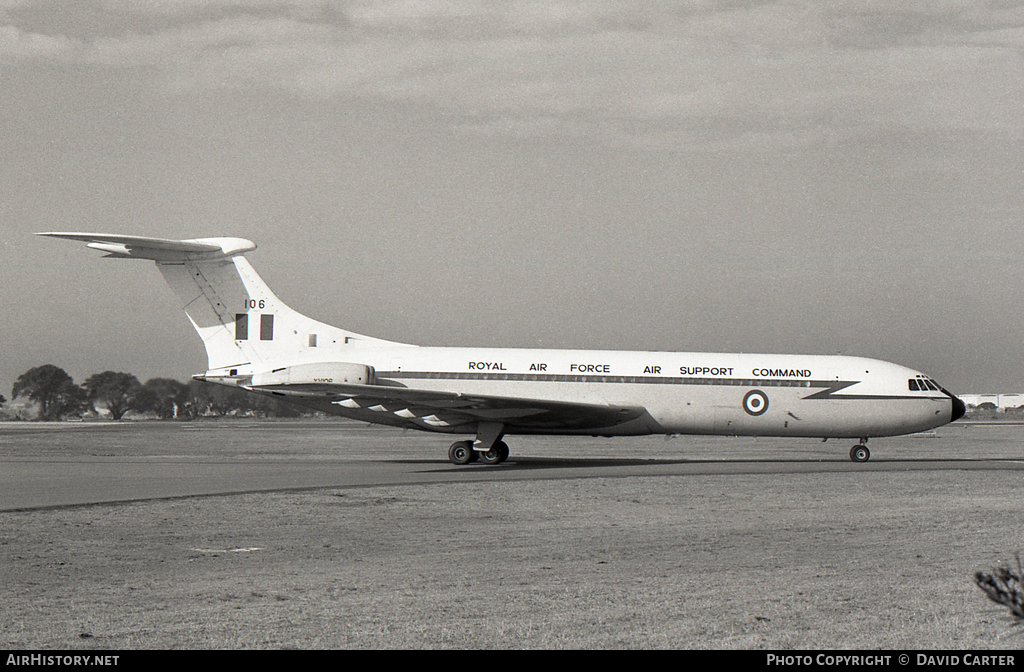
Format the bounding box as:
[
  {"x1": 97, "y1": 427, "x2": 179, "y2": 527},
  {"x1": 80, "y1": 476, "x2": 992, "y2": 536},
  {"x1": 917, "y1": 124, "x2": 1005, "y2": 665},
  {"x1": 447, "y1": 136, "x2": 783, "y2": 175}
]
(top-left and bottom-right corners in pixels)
[{"x1": 743, "y1": 390, "x2": 769, "y2": 416}]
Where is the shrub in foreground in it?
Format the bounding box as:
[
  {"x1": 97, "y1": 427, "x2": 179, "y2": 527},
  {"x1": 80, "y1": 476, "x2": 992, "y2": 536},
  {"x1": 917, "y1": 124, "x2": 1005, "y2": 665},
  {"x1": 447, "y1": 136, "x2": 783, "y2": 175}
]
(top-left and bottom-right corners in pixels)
[{"x1": 975, "y1": 554, "x2": 1024, "y2": 629}]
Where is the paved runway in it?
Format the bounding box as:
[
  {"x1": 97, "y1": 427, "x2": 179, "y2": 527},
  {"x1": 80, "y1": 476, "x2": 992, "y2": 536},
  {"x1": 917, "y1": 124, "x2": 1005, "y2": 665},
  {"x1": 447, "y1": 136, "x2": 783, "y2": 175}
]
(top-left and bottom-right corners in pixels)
[{"x1": 2, "y1": 421, "x2": 1022, "y2": 511}]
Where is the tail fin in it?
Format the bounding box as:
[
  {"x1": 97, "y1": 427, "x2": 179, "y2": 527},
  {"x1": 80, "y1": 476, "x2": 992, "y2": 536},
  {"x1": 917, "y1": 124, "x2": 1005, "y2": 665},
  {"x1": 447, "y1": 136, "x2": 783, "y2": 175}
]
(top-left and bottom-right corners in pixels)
[{"x1": 38, "y1": 233, "x2": 397, "y2": 373}]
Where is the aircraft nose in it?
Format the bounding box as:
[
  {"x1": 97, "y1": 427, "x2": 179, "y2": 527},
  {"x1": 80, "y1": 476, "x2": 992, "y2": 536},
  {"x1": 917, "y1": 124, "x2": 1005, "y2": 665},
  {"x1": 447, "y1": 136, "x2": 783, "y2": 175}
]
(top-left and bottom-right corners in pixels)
[{"x1": 944, "y1": 389, "x2": 966, "y2": 422}]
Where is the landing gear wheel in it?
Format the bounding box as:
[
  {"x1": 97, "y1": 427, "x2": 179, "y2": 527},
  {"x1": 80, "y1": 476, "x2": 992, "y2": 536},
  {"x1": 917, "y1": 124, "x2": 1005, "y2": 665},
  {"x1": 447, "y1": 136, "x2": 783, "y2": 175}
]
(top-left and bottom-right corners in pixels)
[
  {"x1": 448, "y1": 440, "x2": 474, "y2": 465},
  {"x1": 479, "y1": 440, "x2": 509, "y2": 465},
  {"x1": 850, "y1": 444, "x2": 870, "y2": 463}
]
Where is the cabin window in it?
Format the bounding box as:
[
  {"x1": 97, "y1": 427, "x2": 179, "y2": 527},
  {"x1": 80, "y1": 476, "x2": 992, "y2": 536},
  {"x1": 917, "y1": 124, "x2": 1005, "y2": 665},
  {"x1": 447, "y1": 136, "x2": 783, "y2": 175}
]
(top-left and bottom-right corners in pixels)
[
  {"x1": 235, "y1": 314, "x2": 248, "y2": 340},
  {"x1": 309, "y1": 334, "x2": 317, "y2": 347},
  {"x1": 908, "y1": 379, "x2": 920, "y2": 391},
  {"x1": 261, "y1": 314, "x2": 274, "y2": 340}
]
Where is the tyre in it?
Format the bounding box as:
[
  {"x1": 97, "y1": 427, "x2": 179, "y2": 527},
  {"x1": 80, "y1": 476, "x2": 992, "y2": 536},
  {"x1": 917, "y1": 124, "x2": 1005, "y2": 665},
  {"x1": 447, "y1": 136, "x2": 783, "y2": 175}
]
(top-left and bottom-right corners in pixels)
[{"x1": 448, "y1": 441, "x2": 474, "y2": 465}]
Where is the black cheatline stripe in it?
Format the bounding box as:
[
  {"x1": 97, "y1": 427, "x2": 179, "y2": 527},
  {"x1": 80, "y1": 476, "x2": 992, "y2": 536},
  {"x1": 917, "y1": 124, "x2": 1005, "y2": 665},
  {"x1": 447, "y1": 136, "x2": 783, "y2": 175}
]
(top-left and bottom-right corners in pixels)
[
  {"x1": 369, "y1": 373, "x2": 943, "y2": 402},
  {"x1": 366, "y1": 372, "x2": 944, "y2": 401},
  {"x1": 376, "y1": 370, "x2": 840, "y2": 389}
]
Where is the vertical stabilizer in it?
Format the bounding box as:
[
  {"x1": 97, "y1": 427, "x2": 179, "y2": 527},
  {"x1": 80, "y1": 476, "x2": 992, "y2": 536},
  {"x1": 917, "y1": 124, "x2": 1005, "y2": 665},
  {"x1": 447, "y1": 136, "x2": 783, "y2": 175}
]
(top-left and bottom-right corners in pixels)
[
  {"x1": 158, "y1": 255, "x2": 370, "y2": 371},
  {"x1": 157, "y1": 258, "x2": 260, "y2": 370}
]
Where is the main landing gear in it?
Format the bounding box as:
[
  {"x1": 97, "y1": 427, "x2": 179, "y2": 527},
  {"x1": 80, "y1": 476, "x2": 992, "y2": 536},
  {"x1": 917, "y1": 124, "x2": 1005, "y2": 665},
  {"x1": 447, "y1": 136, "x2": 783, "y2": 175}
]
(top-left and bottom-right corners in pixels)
[
  {"x1": 448, "y1": 440, "x2": 510, "y2": 466},
  {"x1": 849, "y1": 440, "x2": 870, "y2": 463},
  {"x1": 449, "y1": 422, "x2": 510, "y2": 466}
]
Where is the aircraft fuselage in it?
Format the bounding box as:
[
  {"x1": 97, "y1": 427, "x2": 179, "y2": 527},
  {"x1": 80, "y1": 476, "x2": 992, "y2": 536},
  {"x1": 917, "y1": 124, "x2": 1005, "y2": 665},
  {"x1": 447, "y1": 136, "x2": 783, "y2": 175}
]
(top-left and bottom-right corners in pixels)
[{"x1": 242, "y1": 345, "x2": 959, "y2": 440}]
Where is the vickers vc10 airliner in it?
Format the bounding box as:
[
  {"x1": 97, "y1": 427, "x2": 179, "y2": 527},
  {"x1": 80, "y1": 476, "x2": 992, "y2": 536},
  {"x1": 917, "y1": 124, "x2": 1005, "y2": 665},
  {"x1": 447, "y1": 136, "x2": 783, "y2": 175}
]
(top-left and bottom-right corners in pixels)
[{"x1": 40, "y1": 233, "x2": 965, "y2": 464}]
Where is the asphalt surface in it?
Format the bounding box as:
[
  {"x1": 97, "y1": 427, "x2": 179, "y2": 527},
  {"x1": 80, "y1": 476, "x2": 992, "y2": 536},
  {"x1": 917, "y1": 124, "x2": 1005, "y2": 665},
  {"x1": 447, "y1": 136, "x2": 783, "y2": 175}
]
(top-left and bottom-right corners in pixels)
[{"x1": 1, "y1": 421, "x2": 1022, "y2": 511}]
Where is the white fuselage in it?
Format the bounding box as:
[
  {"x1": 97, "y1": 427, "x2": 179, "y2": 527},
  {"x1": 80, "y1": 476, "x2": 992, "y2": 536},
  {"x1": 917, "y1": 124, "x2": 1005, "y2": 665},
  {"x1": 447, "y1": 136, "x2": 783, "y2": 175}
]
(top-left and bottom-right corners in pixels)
[{"x1": 257, "y1": 344, "x2": 957, "y2": 439}]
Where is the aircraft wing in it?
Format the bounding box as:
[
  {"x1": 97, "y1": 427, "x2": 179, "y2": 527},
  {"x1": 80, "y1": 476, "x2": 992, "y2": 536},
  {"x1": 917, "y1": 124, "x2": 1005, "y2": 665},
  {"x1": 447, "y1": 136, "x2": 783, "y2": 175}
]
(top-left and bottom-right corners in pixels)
[{"x1": 248, "y1": 381, "x2": 649, "y2": 432}]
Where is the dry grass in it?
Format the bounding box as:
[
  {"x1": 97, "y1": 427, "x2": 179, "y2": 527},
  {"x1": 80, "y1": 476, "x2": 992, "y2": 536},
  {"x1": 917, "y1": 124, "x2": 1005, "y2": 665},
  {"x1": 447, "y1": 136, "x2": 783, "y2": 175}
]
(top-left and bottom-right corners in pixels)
[
  {"x1": 0, "y1": 477, "x2": 1021, "y2": 647},
  {"x1": 1, "y1": 421, "x2": 1023, "y2": 649}
]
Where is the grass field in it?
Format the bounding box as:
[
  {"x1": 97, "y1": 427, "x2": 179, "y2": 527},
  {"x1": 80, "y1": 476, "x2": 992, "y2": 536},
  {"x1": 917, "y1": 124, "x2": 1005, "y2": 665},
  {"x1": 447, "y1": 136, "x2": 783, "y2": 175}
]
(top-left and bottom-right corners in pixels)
[{"x1": 1, "y1": 421, "x2": 1022, "y2": 649}]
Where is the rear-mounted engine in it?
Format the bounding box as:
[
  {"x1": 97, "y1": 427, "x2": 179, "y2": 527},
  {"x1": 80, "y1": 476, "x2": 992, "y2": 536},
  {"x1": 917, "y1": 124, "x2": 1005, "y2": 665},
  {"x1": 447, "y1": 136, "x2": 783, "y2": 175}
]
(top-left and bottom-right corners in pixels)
[{"x1": 250, "y1": 362, "x2": 375, "y2": 386}]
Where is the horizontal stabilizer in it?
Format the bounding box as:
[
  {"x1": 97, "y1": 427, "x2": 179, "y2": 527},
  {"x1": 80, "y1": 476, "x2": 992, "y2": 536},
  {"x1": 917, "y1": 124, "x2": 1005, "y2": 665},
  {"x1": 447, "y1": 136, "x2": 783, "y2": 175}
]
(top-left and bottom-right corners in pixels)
[{"x1": 37, "y1": 232, "x2": 256, "y2": 261}]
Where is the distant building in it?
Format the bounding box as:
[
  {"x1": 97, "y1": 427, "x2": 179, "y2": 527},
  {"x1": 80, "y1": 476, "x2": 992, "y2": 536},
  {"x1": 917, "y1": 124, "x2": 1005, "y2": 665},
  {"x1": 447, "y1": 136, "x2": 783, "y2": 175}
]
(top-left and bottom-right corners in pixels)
[{"x1": 960, "y1": 394, "x2": 1024, "y2": 410}]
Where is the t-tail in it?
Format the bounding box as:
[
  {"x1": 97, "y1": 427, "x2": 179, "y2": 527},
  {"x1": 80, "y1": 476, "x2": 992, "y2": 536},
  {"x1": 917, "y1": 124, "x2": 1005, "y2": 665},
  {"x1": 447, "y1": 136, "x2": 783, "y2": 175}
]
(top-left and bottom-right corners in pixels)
[{"x1": 36, "y1": 233, "x2": 405, "y2": 382}]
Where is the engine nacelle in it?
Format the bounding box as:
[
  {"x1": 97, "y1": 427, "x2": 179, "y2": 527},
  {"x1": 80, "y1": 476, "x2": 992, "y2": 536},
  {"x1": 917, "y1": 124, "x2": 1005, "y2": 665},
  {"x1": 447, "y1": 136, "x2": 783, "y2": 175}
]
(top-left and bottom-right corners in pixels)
[{"x1": 251, "y1": 362, "x2": 375, "y2": 387}]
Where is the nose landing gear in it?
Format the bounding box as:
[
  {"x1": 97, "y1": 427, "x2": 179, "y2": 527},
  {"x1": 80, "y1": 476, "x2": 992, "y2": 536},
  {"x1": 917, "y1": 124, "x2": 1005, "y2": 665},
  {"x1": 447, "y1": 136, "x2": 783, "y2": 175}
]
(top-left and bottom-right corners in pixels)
[{"x1": 850, "y1": 440, "x2": 870, "y2": 463}]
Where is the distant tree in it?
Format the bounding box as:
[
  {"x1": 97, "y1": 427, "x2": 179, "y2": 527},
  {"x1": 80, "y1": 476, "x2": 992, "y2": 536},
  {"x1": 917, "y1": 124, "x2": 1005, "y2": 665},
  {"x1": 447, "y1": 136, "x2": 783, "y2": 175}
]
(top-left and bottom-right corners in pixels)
[
  {"x1": 184, "y1": 379, "x2": 244, "y2": 418},
  {"x1": 128, "y1": 386, "x2": 159, "y2": 417},
  {"x1": 184, "y1": 379, "x2": 247, "y2": 417},
  {"x1": 133, "y1": 378, "x2": 189, "y2": 419},
  {"x1": 182, "y1": 379, "x2": 214, "y2": 418},
  {"x1": 82, "y1": 371, "x2": 141, "y2": 421},
  {"x1": 11, "y1": 365, "x2": 87, "y2": 420},
  {"x1": 184, "y1": 379, "x2": 305, "y2": 418}
]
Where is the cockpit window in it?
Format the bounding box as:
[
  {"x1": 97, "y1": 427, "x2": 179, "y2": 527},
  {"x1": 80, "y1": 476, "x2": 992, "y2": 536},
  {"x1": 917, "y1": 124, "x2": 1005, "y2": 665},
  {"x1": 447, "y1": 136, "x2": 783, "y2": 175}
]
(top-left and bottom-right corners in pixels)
[{"x1": 910, "y1": 376, "x2": 941, "y2": 392}]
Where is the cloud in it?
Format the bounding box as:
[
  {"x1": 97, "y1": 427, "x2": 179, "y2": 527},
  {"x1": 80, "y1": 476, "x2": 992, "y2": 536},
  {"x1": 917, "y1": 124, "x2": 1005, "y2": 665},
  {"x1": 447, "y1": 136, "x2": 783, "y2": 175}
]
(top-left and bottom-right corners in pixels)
[
  {"x1": 2, "y1": 1, "x2": 1022, "y2": 147},
  {"x1": 0, "y1": 24, "x2": 74, "y2": 58},
  {"x1": 824, "y1": 0, "x2": 1024, "y2": 50}
]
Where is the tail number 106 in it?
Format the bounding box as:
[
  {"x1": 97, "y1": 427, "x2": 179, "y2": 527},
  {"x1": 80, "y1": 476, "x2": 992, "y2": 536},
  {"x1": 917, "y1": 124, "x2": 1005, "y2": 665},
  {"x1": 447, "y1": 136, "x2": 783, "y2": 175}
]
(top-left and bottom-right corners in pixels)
[{"x1": 245, "y1": 299, "x2": 266, "y2": 309}]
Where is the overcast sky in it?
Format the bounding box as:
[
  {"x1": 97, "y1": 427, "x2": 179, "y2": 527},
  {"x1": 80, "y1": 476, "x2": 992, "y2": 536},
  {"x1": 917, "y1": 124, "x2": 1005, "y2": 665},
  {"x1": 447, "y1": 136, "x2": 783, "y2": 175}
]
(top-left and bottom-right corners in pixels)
[{"x1": 2, "y1": 0, "x2": 1022, "y2": 397}]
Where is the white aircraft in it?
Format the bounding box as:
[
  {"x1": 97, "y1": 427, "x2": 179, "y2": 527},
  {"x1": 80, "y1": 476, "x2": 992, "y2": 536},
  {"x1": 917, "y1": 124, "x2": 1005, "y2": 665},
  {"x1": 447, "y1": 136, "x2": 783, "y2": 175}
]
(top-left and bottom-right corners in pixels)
[{"x1": 40, "y1": 232, "x2": 965, "y2": 464}]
